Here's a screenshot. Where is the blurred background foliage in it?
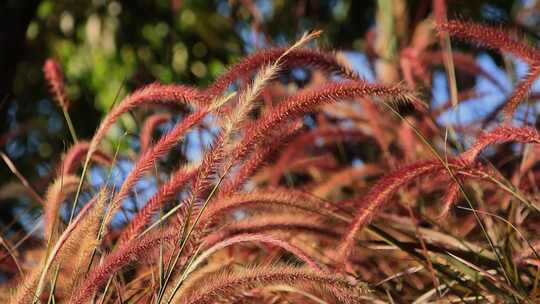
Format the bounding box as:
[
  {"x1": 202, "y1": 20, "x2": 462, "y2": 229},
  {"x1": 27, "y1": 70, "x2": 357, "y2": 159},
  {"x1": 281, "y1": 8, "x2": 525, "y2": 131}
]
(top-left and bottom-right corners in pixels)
[{"x1": 0, "y1": 0, "x2": 537, "y2": 228}]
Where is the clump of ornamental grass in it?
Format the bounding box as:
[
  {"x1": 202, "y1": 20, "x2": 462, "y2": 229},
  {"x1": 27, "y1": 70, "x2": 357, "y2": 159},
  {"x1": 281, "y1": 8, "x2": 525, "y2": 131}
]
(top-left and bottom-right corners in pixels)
[{"x1": 2, "y1": 5, "x2": 540, "y2": 304}]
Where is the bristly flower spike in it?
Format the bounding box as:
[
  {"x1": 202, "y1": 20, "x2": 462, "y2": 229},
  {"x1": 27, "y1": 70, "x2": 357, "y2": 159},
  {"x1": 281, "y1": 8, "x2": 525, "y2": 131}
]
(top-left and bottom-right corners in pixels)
[
  {"x1": 438, "y1": 20, "x2": 540, "y2": 122},
  {"x1": 43, "y1": 58, "x2": 70, "y2": 111},
  {"x1": 437, "y1": 20, "x2": 540, "y2": 64}
]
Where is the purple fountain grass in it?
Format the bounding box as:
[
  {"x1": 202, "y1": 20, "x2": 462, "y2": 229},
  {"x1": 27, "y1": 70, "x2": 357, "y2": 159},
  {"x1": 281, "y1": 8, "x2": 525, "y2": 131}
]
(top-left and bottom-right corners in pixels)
[
  {"x1": 218, "y1": 120, "x2": 303, "y2": 197},
  {"x1": 169, "y1": 50, "x2": 296, "y2": 245},
  {"x1": 43, "y1": 175, "x2": 80, "y2": 240},
  {"x1": 86, "y1": 46, "x2": 355, "y2": 160},
  {"x1": 69, "y1": 230, "x2": 176, "y2": 304},
  {"x1": 13, "y1": 13, "x2": 540, "y2": 302},
  {"x1": 193, "y1": 233, "x2": 324, "y2": 273},
  {"x1": 204, "y1": 215, "x2": 341, "y2": 246},
  {"x1": 106, "y1": 108, "x2": 210, "y2": 224},
  {"x1": 503, "y1": 66, "x2": 540, "y2": 122},
  {"x1": 118, "y1": 165, "x2": 198, "y2": 243},
  {"x1": 270, "y1": 128, "x2": 368, "y2": 185},
  {"x1": 176, "y1": 264, "x2": 364, "y2": 304},
  {"x1": 59, "y1": 141, "x2": 112, "y2": 176},
  {"x1": 204, "y1": 47, "x2": 361, "y2": 97},
  {"x1": 170, "y1": 120, "x2": 235, "y2": 240},
  {"x1": 145, "y1": 60, "x2": 288, "y2": 288},
  {"x1": 461, "y1": 126, "x2": 540, "y2": 163},
  {"x1": 139, "y1": 112, "x2": 172, "y2": 154},
  {"x1": 201, "y1": 189, "x2": 340, "y2": 230},
  {"x1": 437, "y1": 20, "x2": 540, "y2": 64},
  {"x1": 43, "y1": 58, "x2": 70, "y2": 111},
  {"x1": 438, "y1": 19, "x2": 540, "y2": 122},
  {"x1": 336, "y1": 160, "x2": 456, "y2": 265},
  {"x1": 438, "y1": 181, "x2": 461, "y2": 218},
  {"x1": 11, "y1": 191, "x2": 107, "y2": 304},
  {"x1": 233, "y1": 80, "x2": 416, "y2": 162},
  {"x1": 87, "y1": 83, "x2": 206, "y2": 160},
  {"x1": 438, "y1": 126, "x2": 540, "y2": 216}
]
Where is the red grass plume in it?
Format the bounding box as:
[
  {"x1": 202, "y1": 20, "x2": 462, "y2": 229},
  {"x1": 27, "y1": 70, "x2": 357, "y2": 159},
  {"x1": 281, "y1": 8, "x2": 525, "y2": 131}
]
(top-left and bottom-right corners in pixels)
[
  {"x1": 43, "y1": 58, "x2": 70, "y2": 110},
  {"x1": 437, "y1": 20, "x2": 540, "y2": 121}
]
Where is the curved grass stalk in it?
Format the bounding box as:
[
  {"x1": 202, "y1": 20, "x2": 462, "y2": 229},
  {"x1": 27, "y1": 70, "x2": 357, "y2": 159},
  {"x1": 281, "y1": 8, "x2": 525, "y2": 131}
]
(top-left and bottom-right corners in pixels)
[
  {"x1": 10, "y1": 191, "x2": 105, "y2": 304},
  {"x1": 174, "y1": 265, "x2": 366, "y2": 304},
  {"x1": 329, "y1": 103, "x2": 517, "y2": 301},
  {"x1": 165, "y1": 233, "x2": 325, "y2": 303}
]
